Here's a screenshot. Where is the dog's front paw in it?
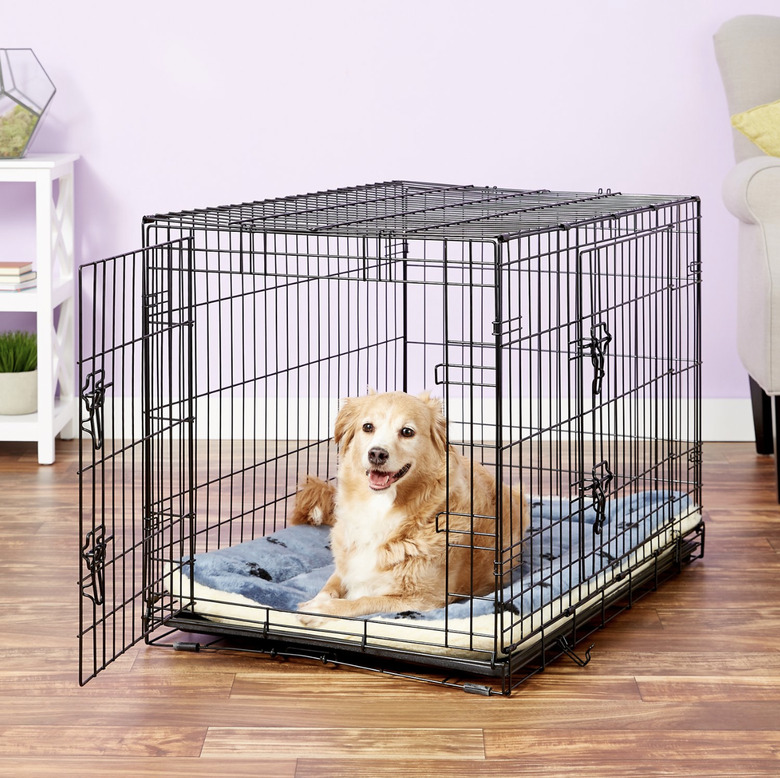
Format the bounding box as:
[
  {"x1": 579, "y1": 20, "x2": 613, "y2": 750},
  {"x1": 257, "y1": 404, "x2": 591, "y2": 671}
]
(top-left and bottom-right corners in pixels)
[
  {"x1": 298, "y1": 602, "x2": 330, "y2": 628},
  {"x1": 298, "y1": 592, "x2": 348, "y2": 627},
  {"x1": 297, "y1": 611, "x2": 328, "y2": 628},
  {"x1": 297, "y1": 592, "x2": 337, "y2": 627},
  {"x1": 298, "y1": 590, "x2": 331, "y2": 612}
]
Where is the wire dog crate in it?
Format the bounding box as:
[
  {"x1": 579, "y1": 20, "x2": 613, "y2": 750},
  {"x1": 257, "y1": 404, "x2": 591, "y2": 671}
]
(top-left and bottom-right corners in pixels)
[{"x1": 78, "y1": 181, "x2": 703, "y2": 694}]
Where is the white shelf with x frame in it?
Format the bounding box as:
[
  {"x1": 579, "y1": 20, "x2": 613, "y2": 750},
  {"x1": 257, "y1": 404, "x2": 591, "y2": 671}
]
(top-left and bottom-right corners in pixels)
[{"x1": 0, "y1": 153, "x2": 79, "y2": 464}]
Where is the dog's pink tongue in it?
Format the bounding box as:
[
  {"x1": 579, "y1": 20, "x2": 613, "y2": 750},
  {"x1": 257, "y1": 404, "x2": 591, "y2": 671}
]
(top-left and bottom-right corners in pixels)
[{"x1": 368, "y1": 471, "x2": 392, "y2": 490}]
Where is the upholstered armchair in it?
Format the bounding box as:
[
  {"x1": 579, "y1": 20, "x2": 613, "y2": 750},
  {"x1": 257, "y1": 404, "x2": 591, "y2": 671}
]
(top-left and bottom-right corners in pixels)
[{"x1": 715, "y1": 14, "x2": 780, "y2": 494}]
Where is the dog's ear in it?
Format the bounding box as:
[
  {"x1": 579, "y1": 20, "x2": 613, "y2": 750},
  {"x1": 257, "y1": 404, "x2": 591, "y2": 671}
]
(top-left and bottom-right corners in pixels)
[
  {"x1": 334, "y1": 397, "x2": 361, "y2": 451},
  {"x1": 419, "y1": 391, "x2": 448, "y2": 454},
  {"x1": 417, "y1": 390, "x2": 443, "y2": 414}
]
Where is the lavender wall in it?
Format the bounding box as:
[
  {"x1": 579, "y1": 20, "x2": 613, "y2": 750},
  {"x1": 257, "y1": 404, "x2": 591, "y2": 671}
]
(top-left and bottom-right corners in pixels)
[{"x1": 3, "y1": 0, "x2": 778, "y2": 437}]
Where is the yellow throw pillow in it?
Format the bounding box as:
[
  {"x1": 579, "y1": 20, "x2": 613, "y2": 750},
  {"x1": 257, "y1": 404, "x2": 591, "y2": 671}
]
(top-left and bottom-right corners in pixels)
[{"x1": 731, "y1": 99, "x2": 780, "y2": 156}]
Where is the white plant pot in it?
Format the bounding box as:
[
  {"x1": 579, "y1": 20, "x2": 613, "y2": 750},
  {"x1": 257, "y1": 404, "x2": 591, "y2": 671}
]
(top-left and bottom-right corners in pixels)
[{"x1": 0, "y1": 369, "x2": 37, "y2": 415}]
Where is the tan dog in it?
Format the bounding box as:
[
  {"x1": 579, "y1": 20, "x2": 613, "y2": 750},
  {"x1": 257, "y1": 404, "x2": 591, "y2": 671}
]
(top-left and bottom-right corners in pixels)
[{"x1": 294, "y1": 391, "x2": 528, "y2": 621}]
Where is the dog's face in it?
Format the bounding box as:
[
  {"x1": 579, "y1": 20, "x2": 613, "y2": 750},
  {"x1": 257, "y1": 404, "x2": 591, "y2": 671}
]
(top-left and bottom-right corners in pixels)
[{"x1": 334, "y1": 391, "x2": 447, "y2": 494}]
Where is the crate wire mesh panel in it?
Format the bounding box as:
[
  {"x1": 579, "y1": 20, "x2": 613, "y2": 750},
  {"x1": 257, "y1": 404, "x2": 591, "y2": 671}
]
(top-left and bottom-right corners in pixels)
[{"x1": 78, "y1": 181, "x2": 703, "y2": 693}]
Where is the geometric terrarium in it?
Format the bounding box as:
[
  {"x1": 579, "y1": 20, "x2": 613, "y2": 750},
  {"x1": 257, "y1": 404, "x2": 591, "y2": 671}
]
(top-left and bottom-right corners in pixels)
[{"x1": 0, "y1": 49, "x2": 56, "y2": 158}]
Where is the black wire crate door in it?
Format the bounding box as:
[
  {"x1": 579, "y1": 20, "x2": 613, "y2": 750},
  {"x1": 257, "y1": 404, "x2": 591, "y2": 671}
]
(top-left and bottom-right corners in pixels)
[
  {"x1": 77, "y1": 239, "x2": 194, "y2": 685},
  {"x1": 571, "y1": 220, "x2": 701, "y2": 583}
]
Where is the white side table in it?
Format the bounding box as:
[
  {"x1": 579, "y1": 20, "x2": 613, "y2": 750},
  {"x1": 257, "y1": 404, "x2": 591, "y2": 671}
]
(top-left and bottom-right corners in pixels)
[{"x1": 0, "y1": 153, "x2": 79, "y2": 464}]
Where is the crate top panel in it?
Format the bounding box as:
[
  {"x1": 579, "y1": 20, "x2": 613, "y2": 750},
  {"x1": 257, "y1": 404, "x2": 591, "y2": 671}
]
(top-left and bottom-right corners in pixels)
[{"x1": 143, "y1": 180, "x2": 698, "y2": 240}]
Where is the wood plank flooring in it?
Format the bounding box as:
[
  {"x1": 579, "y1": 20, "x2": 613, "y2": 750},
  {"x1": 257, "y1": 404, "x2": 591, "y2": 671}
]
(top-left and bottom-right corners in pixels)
[{"x1": 1, "y1": 440, "x2": 779, "y2": 776}]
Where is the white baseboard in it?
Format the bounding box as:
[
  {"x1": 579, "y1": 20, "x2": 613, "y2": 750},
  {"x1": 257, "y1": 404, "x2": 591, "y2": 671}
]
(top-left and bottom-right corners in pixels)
[{"x1": 701, "y1": 398, "x2": 754, "y2": 442}]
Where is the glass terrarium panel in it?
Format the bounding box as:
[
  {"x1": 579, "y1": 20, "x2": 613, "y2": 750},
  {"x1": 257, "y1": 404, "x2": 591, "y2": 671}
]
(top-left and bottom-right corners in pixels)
[
  {"x1": 0, "y1": 49, "x2": 55, "y2": 158},
  {"x1": 0, "y1": 95, "x2": 39, "y2": 158}
]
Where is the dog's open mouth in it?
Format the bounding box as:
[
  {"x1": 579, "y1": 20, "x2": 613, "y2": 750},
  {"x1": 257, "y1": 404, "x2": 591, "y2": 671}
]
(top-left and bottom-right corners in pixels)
[{"x1": 367, "y1": 463, "x2": 411, "y2": 491}]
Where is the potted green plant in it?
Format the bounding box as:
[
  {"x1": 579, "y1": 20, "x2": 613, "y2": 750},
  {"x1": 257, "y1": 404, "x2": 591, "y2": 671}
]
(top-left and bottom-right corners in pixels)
[{"x1": 0, "y1": 330, "x2": 37, "y2": 415}]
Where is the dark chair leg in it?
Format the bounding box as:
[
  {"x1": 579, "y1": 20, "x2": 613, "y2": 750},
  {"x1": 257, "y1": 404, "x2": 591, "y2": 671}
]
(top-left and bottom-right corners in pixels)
[
  {"x1": 749, "y1": 376, "x2": 774, "y2": 455},
  {"x1": 774, "y1": 395, "x2": 780, "y2": 502},
  {"x1": 748, "y1": 377, "x2": 780, "y2": 502}
]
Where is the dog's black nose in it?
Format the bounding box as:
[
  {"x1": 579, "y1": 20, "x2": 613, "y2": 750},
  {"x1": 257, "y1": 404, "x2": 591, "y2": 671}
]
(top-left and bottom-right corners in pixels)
[{"x1": 368, "y1": 447, "x2": 389, "y2": 466}]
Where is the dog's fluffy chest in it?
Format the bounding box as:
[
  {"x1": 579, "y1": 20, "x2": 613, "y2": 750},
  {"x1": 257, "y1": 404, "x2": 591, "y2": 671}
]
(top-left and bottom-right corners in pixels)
[{"x1": 336, "y1": 492, "x2": 404, "y2": 599}]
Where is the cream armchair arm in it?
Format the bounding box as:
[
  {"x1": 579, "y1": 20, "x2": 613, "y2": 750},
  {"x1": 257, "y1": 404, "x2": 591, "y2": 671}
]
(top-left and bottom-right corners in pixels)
[
  {"x1": 723, "y1": 156, "x2": 780, "y2": 225},
  {"x1": 723, "y1": 156, "x2": 780, "y2": 405}
]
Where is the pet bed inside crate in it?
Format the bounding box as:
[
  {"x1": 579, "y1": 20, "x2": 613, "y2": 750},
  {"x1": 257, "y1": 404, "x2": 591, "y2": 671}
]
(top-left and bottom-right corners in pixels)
[{"x1": 167, "y1": 491, "x2": 702, "y2": 661}]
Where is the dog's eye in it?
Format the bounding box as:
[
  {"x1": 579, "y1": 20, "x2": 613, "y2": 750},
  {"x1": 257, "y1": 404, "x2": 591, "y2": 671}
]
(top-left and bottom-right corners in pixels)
[
  {"x1": 400, "y1": 427, "x2": 415, "y2": 438},
  {"x1": 362, "y1": 423, "x2": 374, "y2": 433}
]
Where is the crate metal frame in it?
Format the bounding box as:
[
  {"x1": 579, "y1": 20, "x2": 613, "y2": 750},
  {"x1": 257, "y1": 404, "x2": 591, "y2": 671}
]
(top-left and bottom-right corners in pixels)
[{"x1": 78, "y1": 181, "x2": 703, "y2": 694}]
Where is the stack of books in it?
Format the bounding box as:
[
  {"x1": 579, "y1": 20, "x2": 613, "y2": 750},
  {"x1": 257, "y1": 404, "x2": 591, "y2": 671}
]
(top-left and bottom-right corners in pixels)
[{"x1": 0, "y1": 261, "x2": 37, "y2": 292}]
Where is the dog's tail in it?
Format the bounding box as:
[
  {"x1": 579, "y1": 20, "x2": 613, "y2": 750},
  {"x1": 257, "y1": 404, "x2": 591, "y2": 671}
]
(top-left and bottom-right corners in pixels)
[
  {"x1": 289, "y1": 475, "x2": 337, "y2": 527},
  {"x1": 505, "y1": 484, "x2": 530, "y2": 569},
  {"x1": 511, "y1": 484, "x2": 530, "y2": 535}
]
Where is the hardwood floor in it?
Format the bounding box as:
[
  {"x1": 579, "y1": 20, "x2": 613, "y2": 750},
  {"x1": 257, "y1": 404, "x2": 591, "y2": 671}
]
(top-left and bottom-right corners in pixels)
[{"x1": 1, "y1": 440, "x2": 779, "y2": 776}]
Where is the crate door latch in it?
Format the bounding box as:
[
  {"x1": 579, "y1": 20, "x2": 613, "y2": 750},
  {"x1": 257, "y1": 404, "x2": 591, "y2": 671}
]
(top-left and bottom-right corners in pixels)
[
  {"x1": 81, "y1": 369, "x2": 112, "y2": 451},
  {"x1": 585, "y1": 460, "x2": 613, "y2": 535},
  {"x1": 579, "y1": 322, "x2": 612, "y2": 396},
  {"x1": 81, "y1": 525, "x2": 113, "y2": 606}
]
